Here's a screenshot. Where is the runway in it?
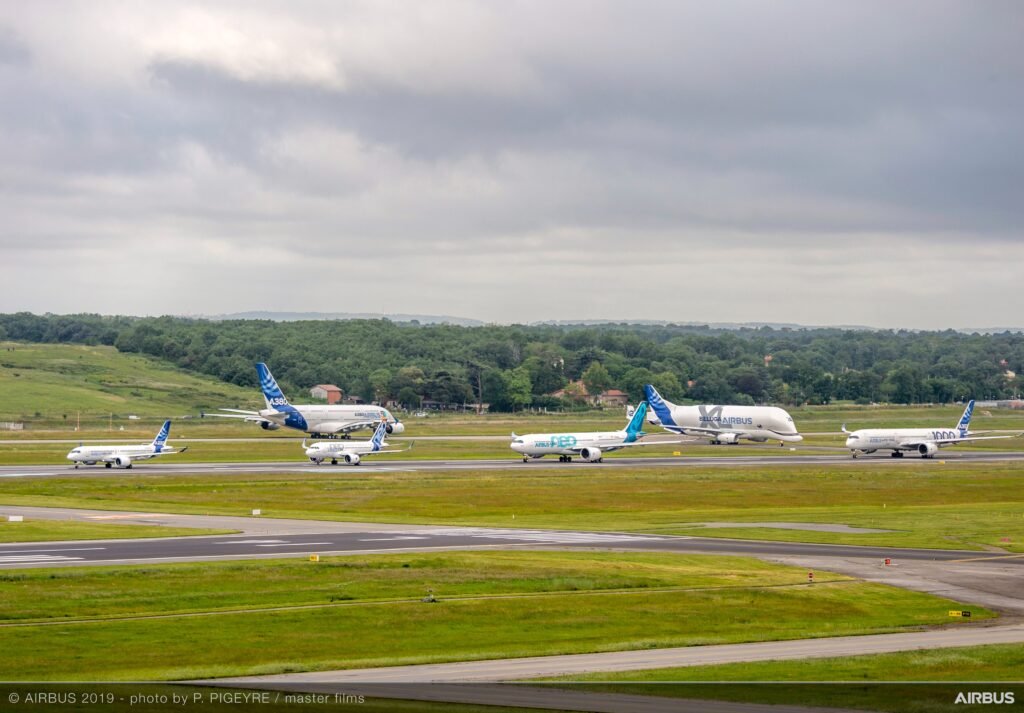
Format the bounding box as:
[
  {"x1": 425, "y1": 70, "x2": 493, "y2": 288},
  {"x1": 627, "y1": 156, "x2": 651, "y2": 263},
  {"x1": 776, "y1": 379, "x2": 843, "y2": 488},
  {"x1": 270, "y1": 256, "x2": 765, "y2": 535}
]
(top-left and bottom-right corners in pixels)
[
  {"x1": 2, "y1": 510, "x2": 1021, "y2": 569},
  {"x1": 3, "y1": 449, "x2": 1024, "y2": 478}
]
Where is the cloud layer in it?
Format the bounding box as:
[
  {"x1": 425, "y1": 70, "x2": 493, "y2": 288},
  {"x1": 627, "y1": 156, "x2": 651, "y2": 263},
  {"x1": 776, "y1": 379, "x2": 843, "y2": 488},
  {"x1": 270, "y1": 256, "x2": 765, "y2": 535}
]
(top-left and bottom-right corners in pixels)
[{"x1": 1, "y1": 1, "x2": 1021, "y2": 328}]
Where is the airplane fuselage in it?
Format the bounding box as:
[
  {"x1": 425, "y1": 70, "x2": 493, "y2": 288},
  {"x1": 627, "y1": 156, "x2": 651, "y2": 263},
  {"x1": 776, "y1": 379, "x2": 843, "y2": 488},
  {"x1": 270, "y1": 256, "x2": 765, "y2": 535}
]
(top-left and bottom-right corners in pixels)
[
  {"x1": 263, "y1": 405, "x2": 404, "y2": 436},
  {"x1": 510, "y1": 430, "x2": 633, "y2": 458},
  {"x1": 66, "y1": 444, "x2": 162, "y2": 468},
  {"x1": 845, "y1": 428, "x2": 966, "y2": 457},
  {"x1": 651, "y1": 404, "x2": 802, "y2": 443}
]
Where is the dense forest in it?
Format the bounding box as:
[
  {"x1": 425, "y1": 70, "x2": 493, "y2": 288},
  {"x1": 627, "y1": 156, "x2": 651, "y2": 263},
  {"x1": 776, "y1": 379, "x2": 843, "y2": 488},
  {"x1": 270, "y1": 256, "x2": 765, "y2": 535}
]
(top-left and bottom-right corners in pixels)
[{"x1": 1, "y1": 313, "x2": 1021, "y2": 410}]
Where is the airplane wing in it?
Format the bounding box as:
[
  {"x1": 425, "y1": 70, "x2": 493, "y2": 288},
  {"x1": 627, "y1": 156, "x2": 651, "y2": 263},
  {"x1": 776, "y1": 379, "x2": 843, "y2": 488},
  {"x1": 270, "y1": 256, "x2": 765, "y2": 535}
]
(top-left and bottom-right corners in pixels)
[
  {"x1": 898, "y1": 433, "x2": 1022, "y2": 448},
  {"x1": 203, "y1": 409, "x2": 284, "y2": 425},
  {"x1": 612, "y1": 439, "x2": 689, "y2": 448}
]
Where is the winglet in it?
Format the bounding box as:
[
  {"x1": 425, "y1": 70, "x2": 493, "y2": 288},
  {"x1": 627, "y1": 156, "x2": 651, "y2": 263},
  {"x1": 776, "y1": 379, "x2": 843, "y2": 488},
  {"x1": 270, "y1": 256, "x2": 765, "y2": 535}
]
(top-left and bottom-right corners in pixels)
[{"x1": 841, "y1": 423, "x2": 850, "y2": 434}]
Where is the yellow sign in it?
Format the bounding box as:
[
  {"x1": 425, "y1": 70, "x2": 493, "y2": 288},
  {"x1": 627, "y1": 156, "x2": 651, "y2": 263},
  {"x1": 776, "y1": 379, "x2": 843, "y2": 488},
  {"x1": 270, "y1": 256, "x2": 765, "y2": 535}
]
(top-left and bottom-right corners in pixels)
[
  {"x1": 673, "y1": 451, "x2": 682, "y2": 456},
  {"x1": 309, "y1": 554, "x2": 320, "y2": 562},
  {"x1": 948, "y1": 610, "x2": 971, "y2": 617}
]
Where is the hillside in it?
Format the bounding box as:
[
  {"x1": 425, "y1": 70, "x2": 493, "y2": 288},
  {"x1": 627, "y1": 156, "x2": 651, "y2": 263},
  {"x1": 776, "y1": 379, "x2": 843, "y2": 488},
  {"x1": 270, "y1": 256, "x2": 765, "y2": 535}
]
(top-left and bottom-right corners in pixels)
[{"x1": 0, "y1": 342, "x2": 258, "y2": 421}]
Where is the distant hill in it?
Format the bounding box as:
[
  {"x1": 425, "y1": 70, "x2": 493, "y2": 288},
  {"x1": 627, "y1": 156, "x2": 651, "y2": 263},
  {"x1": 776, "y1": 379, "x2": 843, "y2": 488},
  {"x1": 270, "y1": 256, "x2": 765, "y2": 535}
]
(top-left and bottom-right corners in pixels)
[
  {"x1": 0, "y1": 342, "x2": 258, "y2": 421},
  {"x1": 203, "y1": 311, "x2": 486, "y2": 327}
]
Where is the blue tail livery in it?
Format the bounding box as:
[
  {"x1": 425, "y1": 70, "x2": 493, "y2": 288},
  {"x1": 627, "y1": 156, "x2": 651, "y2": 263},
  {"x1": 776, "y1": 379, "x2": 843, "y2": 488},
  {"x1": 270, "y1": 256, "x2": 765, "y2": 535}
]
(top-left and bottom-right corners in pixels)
[
  {"x1": 257, "y1": 362, "x2": 291, "y2": 410},
  {"x1": 151, "y1": 420, "x2": 171, "y2": 452},
  {"x1": 370, "y1": 419, "x2": 388, "y2": 451},
  {"x1": 644, "y1": 384, "x2": 677, "y2": 427},
  {"x1": 624, "y1": 402, "x2": 648, "y2": 442},
  {"x1": 956, "y1": 400, "x2": 975, "y2": 437}
]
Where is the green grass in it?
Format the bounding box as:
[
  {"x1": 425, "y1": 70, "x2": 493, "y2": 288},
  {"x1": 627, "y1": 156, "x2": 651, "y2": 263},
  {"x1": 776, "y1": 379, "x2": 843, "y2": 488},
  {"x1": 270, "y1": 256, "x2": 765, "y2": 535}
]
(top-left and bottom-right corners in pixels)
[
  {"x1": 0, "y1": 519, "x2": 232, "y2": 543},
  {"x1": 0, "y1": 551, "x2": 991, "y2": 681},
  {"x1": 0, "y1": 463, "x2": 1021, "y2": 551},
  {"x1": 0, "y1": 342, "x2": 256, "y2": 421},
  {"x1": 554, "y1": 642, "x2": 1024, "y2": 682},
  {"x1": 0, "y1": 551, "x2": 848, "y2": 622}
]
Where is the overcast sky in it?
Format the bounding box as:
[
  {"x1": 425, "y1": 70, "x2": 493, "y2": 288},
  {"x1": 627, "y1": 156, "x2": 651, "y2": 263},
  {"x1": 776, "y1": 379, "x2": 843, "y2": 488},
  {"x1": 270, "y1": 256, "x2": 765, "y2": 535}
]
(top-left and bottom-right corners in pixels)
[{"x1": 1, "y1": 1, "x2": 1021, "y2": 329}]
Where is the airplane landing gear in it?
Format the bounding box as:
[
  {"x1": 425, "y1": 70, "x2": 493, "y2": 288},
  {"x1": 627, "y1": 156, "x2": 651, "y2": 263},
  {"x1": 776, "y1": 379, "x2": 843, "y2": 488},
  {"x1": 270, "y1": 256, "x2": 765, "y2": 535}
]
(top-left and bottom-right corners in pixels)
[
  {"x1": 890, "y1": 451, "x2": 904, "y2": 458},
  {"x1": 331, "y1": 458, "x2": 338, "y2": 465}
]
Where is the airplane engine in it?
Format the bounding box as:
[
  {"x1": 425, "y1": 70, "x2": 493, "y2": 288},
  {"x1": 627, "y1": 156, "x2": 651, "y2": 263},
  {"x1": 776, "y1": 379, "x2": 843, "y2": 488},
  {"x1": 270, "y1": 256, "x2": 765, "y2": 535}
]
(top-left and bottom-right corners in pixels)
[
  {"x1": 114, "y1": 455, "x2": 132, "y2": 469},
  {"x1": 714, "y1": 433, "x2": 739, "y2": 445},
  {"x1": 260, "y1": 422, "x2": 281, "y2": 431},
  {"x1": 579, "y1": 447, "x2": 603, "y2": 462},
  {"x1": 386, "y1": 422, "x2": 405, "y2": 435},
  {"x1": 918, "y1": 442, "x2": 938, "y2": 458},
  {"x1": 343, "y1": 453, "x2": 361, "y2": 465}
]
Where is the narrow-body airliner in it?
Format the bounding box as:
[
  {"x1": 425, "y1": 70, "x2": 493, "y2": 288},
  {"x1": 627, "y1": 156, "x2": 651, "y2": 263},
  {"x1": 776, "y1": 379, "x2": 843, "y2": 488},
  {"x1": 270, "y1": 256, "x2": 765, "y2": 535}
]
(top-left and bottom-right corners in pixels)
[
  {"x1": 304, "y1": 419, "x2": 407, "y2": 465},
  {"x1": 66, "y1": 420, "x2": 186, "y2": 468}
]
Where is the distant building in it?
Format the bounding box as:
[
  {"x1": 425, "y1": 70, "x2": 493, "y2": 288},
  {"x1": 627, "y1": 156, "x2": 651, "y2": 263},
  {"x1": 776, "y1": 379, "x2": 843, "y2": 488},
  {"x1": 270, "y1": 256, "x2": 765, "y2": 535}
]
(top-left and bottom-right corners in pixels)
[
  {"x1": 595, "y1": 389, "x2": 629, "y2": 407},
  {"x1": 310, "y1": 384, "x2": 343, "y2": 404}
]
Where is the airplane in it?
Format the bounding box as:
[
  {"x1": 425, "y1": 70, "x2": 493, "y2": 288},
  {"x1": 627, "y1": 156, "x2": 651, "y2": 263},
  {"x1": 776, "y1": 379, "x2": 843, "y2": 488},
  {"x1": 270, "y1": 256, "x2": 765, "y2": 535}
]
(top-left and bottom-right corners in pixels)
[
  {"x1": 204, "y1": 362, "x2": 405, "y2": 438},
  {"x1": 644, "y1": 384, "x2": 803, "y2": 445},
  {"x1": 66, "y1": 420, "x2": 187, "y2": 469},
  {"x1": 304, "y1": 418, "x2": 409, "y2": 465},
  {"x1": 510, "y1": 402, "x2": 681, "y2": 462},
  {"x1": 842, "y1": 400, "x2": 1019, "y2": 458}
]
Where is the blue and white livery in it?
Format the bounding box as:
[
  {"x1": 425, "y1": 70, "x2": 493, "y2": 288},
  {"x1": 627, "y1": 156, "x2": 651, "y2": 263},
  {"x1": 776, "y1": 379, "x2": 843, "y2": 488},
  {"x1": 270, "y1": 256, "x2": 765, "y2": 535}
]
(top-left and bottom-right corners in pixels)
[
  {"x1": 510, "y1": 402, "x2": 681, "y2": 463},
  {"x1": 644, "y1": 384, "x2": 802, "y2": 445},
  {"x1": 304, "y1": 418, "x2": 408, "y2": 465},
  {"x1": 206, "y1": 363, "x2": 405, "y2": 438},
  {"x1": 66, "y1": 420, "x2": 187, "y2": 469},
  {"x1": 842, "y1": 400, "x2": 1018, "y2": 458}
]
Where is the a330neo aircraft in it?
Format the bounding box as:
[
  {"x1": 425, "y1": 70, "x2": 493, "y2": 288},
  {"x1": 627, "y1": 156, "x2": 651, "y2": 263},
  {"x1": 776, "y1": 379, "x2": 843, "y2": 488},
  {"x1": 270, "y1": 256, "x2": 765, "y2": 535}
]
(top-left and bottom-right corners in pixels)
[
  {"x1": 205, "y1": 362, "x2": 405, "y2": 438},
  {"x1": 66, "y1": 420, "x2": 187, "y2": 469},
  {"x1": 304, "y1": 418, "x2": 408, "y2": 465},
  {"x1": 644, "y1": 384, "x2": 803, "y2": 445},
  {"x1": 510, "y1": 402, "x2": 679, "y2": 462},
  {"x1": 842, "y1": 400, "x2": 1019, "y2": 458}
]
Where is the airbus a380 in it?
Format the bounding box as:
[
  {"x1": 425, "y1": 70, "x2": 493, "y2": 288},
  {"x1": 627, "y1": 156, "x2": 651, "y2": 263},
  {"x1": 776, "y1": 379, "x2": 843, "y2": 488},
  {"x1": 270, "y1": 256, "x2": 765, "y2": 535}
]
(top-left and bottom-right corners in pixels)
[
  {"x1": 510, "y1": 402, "x2": 680, "y2": 462},
  {"x1": 205, "y1": 363, "x2": 405, "y2": 438},
  {"x1": 644, "y1": 384, "x2": 803, "y2": 445},
  {"x1": 66, "y1": 420, "x2": 186, "y2": 469},
  {"x1": 842, "y1": 400, "x2": 1018, "y2": 458},
  {"x1": 304, "y1": 418, "x2": 408, "y2": 465}
]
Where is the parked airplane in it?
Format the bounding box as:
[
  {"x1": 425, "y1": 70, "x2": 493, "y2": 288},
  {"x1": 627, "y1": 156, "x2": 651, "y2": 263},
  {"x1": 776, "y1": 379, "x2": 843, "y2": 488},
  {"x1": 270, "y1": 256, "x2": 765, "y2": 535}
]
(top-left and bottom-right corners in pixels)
[
  {"x1": 842, "y1": 400, "x2": 1018, "y2": 458},
  {"x1": 205, "y1": 362, "x2": 405, "y2": 438},
  {"x1": 510, "y1": 402, "x2": 678, "y2": 462},
  {"x1": 304, "y1": 418, "x2": 410, "y2": 465},
  {"x1": 644, "y1": 384, "x2": 803, "y2": 445},
  {"x1": 66, "y1": 420, "x2": 187, "y2": 469}
]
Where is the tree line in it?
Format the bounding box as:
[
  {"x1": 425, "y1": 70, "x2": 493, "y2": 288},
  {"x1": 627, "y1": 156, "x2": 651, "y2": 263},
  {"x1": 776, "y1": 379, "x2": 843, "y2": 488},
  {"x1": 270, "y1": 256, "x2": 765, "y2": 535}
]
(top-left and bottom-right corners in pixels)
[{"x1": 1, "y1": 312, "x2": 1021, "y2": 410}]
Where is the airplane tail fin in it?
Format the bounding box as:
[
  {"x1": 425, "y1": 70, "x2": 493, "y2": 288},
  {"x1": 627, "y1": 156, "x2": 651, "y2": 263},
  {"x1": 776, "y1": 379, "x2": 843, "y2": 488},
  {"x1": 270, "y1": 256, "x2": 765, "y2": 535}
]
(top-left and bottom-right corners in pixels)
[
  {"x1": 370, "y1": 418, "x2": 388, "y2": 451},
  {"x1": 256, "y1": 363, "x2": 290, "y2": 410},
  {"x1": 625, "y1": 401, "x2": 648, "y2": 440},
  {"x1": 644, "y1": 384, "x2": 677, "y2": 427},
  {"x1": 956, "y1": 400, "x2": 975, "y2": 437},
  {"x1": 151, "y1": 420, "x2": 171, "y2": 452}
]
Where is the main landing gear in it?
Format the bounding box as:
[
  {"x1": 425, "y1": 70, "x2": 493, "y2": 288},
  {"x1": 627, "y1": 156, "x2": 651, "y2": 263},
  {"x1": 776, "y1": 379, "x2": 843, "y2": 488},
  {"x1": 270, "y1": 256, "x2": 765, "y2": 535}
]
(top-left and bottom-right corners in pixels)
[
  {"x1": 890, "y1": 451, "x2": 904, "y2": 458},
  {"x1": 558, "y1": 455, "x2": 573, "y2": 462}
]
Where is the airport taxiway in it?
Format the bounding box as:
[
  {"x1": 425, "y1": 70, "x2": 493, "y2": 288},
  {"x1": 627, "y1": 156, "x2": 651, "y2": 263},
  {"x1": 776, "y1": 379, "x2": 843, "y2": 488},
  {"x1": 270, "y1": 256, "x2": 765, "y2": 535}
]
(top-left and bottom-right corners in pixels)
[{"x1": 3, "y1": 449, "x2": 1024, "y2": 479}]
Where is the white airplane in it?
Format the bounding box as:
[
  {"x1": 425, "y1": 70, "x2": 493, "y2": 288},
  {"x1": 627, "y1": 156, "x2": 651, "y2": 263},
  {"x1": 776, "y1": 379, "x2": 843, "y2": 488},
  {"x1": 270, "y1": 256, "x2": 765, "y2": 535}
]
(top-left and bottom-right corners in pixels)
[
  {"x1": 304, "y1": 419, "x2": 409, "y2": 465},
  {"x1": 644, "y1": 384, "x2": 803, "y2": 445},
  {"x1": 510, "y1": 402, "x2": 681, "y2": 462},
  {"x1": 204, "y1": 362, "x2": 405, "y2": 438},
  {"x1": 66, "y1": 420, "x2": 187, "y2": 469},
  {"x1": 842, "y1": 400, "x2": 1018, "y2": 458}
]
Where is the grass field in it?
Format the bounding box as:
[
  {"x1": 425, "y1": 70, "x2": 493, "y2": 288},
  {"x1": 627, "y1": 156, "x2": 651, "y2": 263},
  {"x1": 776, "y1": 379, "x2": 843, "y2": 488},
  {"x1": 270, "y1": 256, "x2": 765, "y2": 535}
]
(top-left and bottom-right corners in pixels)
[
  {"x1": 0, "y1": 551, "x2": 990, "y2": 680},
  {"x1": 0, "y1": 519, "x2": 231, "y2": 543},
  {"x1": 0, "y1": 551, "x2": 849, "y2": 622},
  {"x1": 0, "y1": 342, "x2": 256, "y2": 421},
  {"x1": 0, "y1": 463, "x2": 1020, "y2": 551}
]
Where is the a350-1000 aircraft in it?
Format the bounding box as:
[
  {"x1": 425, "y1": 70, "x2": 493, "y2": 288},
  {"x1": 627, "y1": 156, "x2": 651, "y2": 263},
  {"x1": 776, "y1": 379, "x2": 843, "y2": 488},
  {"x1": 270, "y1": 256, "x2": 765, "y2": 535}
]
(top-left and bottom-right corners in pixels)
[
  {"x1": 842, "y1": 400, "x2": 1018, "y2": 458},
  {"x1": 205, "y1": 362, "x2": 405, "y2": 438}
]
